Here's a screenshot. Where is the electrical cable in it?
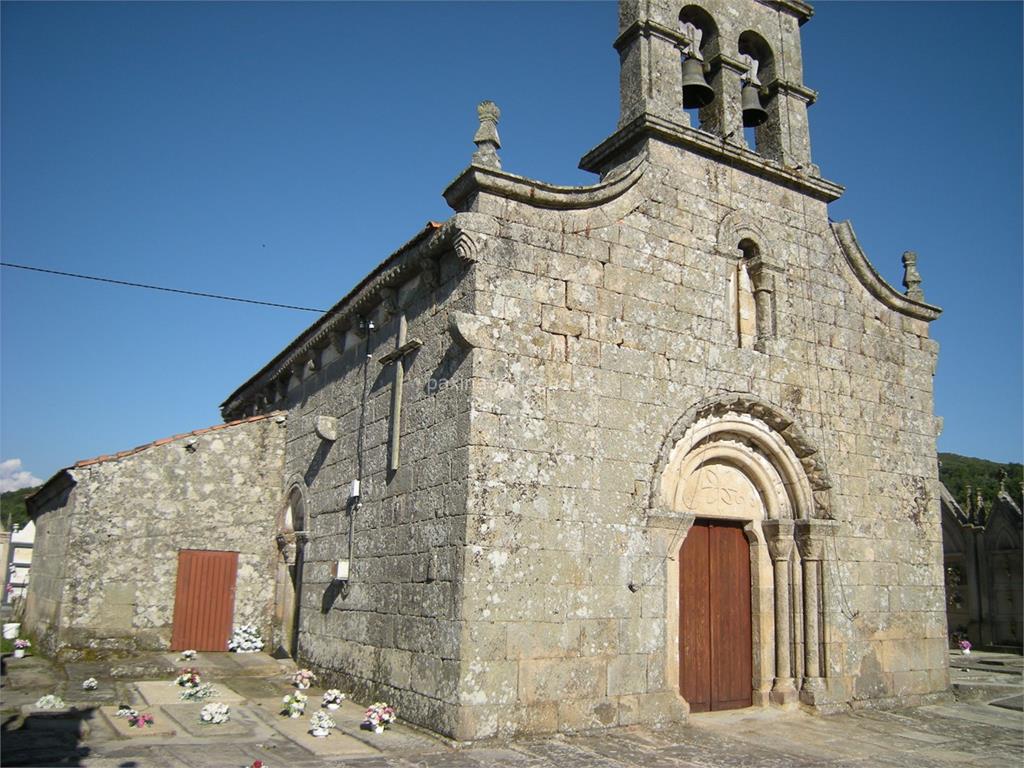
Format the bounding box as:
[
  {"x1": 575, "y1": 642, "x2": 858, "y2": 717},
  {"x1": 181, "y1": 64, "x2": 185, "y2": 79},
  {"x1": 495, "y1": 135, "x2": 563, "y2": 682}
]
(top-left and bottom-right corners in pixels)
[{"x1": 0, "y1": 261, "x2": 326, "y2": 313}]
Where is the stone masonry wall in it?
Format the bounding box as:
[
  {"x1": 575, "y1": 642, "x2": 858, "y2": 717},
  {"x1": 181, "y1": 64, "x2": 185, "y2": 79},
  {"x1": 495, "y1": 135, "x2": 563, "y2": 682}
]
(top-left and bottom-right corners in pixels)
[
  {"x1": 453, "y1": 137, "x2": 945, "y2": 738},
  {"x1": 26, "y1": 415, "x2": 286, "y2": 654},
  {"x1": 282, "y1": 250, "x2": 473, "y2": 738},
  {"x1": 23, "y1": 483, "x2": 74, "y2": 650}
]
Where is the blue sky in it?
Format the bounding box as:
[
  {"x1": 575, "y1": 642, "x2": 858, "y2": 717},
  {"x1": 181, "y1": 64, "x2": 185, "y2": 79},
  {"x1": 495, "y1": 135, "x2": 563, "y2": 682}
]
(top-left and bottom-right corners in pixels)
[{"x1": 2, "y1": 1, "x2": 1021, "y2": 488}]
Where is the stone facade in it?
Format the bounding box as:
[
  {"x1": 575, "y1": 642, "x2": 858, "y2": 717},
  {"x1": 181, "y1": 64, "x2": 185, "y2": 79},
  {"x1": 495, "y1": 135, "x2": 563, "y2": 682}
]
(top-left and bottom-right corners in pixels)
[
  {"x1": 218, "y1": 0, "x2": 948, "y2": 741},
  {"x1": 942, "y1": 482, "x2": 1023, "y2": 650},
  {"x1": 25, "y1": 414, "x2": 286, "y2": 656}
]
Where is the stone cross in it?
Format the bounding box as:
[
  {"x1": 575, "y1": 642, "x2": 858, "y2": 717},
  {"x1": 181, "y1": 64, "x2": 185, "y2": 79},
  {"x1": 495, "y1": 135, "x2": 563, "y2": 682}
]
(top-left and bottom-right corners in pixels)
[
  {"x1": 378, "y1": 314, "x2": 422, "y2": 472},
  {"x1": 472, "y1": 101, "x2": 502, "y2": 169}
]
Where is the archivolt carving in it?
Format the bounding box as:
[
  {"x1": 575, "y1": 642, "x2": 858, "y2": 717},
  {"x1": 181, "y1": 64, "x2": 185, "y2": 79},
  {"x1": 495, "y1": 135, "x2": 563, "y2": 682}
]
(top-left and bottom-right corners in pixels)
[{"x1": 651, "y1": 392, "x2": 833, "y2": 519}]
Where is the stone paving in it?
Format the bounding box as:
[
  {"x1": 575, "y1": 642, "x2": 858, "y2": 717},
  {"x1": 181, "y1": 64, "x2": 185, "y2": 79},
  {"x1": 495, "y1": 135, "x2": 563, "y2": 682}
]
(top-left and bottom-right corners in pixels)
[{"x1": 1, "y1": 651, "x2": 1020, "y2": 767}]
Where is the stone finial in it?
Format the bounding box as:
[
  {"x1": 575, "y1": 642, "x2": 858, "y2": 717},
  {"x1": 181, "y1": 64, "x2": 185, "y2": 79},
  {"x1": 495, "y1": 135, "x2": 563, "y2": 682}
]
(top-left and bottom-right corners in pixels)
[
  {"x1": 998, "y1": 469, "x2": 1007, "y2": 494},
  {"x1": 472, "y1": 101, "x2": 502, "y2": 169},
  {"x1": 901, "y1": 251, "x2": 924, "y2": 301}
]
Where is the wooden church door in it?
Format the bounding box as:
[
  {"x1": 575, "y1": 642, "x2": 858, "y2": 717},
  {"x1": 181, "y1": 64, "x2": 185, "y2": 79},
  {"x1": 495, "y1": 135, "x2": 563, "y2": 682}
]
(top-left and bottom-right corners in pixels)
[
  {"x1": 170, "y1": 549, "x2": 238, "y2": 651},
  {"x1": 679, "y1": 520, "x2": 752, "y2": 712}
]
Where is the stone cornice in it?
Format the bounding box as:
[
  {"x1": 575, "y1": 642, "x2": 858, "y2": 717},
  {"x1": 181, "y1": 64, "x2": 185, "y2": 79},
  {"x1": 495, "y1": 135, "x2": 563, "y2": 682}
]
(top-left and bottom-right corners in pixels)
[
  {"x1": 579, "y1": 113, "x2": 844, "y2": 203},
  {"x1": 756, "y1": 0, "x2": 815, "y2": 25},
  {"x1": 220, "y1": 214, "x2": 495, "y2": 419},
  {"x1": 832, "y1": 221, "x2": 942, "y2": 322},
  {"x1": 613, "y1": 19, "x2": 691, "y2": 53},
  {"x1": 766, "y1": 78, "x2": 818, "y2": 105},
  {"x1": 443, "y1": 154, "x2": 648, "y2": 212}
]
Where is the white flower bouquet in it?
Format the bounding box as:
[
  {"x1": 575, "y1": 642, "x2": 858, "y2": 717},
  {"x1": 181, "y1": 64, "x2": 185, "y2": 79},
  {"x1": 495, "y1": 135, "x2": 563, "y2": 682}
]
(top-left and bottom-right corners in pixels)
[
  {"x1": 199, "y1": 702, "x2": 230, "y2": 724},
  {"x1": 180, "y1": 682, "x2": 217, "y2": 701},
  {"x1": 35, "y1": 694, "x2": 65, "y2": 710},
  {"x1": 281, "y1": 691, "x2": 308, "y2": 718},
  {"x1": 228, "y1": 625, "x2": 264, "y2": 653},
  {"x1": 321, "y1": 689, "x2": 345, "y2": 709},
  {"x1": 309, "y1": 709, "x2": 335, "y2": 737}
]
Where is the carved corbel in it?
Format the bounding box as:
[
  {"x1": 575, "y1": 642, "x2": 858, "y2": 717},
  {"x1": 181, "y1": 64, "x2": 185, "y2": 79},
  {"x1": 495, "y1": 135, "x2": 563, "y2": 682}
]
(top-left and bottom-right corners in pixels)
[
  {"x1": 453, "y1": 231, "x2": 480, "y2": 264},
  {"x1": 307, "y1": 346, "x2": 325, "y2": 373}
]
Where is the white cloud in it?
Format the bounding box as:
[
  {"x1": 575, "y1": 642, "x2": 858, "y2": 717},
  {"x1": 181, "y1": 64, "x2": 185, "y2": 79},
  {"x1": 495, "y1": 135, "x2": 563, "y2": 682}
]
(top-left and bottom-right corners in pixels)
[{"x1": 0, "y1": 459, "x2": 43, "y2": 493}]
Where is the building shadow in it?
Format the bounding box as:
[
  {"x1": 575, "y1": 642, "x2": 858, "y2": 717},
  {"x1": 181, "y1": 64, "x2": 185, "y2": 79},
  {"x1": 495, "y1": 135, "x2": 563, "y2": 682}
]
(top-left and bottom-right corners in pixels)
[{"x1": 1, "y1": 707, "x2": 97, "y2": 766}]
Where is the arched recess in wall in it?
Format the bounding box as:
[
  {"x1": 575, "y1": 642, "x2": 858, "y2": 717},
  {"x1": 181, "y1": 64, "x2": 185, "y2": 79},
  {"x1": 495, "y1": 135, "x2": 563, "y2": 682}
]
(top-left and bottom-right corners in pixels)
[
  {"x1": 717, "y1": 211, "x2": 781, "y2": 353},
  {"x1": 274, "y1": 480, "x2": 309, "y2": 659},
  {"x1": 648, "y1": 392, "x2": 837, "y2": 709}
]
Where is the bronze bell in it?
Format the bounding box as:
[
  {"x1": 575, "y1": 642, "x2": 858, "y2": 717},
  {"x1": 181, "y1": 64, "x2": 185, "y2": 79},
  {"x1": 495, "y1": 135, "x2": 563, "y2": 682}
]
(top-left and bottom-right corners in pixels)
[
  {"x1": 681, "y1": 57, "x2": 714, "y2": 109},
  {"x1": 741, "y1": 84, "x2": 768, "y2": 127}
]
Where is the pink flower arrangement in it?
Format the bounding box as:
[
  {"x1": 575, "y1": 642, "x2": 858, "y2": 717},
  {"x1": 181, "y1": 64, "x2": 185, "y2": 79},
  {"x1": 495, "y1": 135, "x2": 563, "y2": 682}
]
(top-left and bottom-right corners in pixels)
[
  {"x1": 361, "y1": 701, "x2": 396, "y2": 733},
  {"x1": 128, "y1": 712, "x2": 155, "y2": 728},
  {"x1": 13, "y1": 639, "x2": 31, "y2": 650},
  {"x1": 959, "y1": 639, "x2": 972, "y2": 651}
]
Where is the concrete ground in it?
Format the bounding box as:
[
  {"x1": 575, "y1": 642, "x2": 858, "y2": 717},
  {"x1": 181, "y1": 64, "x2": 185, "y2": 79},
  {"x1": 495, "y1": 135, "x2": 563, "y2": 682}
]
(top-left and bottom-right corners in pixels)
[{"x1": 1, "y1": 649, "x2": 1020, "y2": 768}]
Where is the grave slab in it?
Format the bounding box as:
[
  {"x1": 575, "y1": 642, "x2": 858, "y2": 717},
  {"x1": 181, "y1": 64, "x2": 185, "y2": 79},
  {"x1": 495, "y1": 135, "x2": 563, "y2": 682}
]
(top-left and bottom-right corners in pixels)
[
  {"x1": 160, "y1": 702, "x2": 257, "y2": 738},
  {"x1": 135, "y1": 679, "x2": 245, "y2": 706},
  {"x1": 99, "y1": 706, "x2": 177, "y2": 739}
]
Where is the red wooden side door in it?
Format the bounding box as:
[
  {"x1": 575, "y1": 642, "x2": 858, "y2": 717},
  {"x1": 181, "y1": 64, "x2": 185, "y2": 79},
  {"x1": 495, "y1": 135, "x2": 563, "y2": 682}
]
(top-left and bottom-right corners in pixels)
[
  {"x1": 679, "y1": 520, "x2": 752, "y2": 712},
  {"x1": 170, "y1": 549, "x2": 238, "y2": 651}
]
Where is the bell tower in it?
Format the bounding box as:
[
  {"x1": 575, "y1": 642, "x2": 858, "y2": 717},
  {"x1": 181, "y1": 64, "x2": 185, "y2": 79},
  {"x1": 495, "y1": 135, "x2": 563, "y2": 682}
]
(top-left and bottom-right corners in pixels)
[{"x1": 584, "y1": 0, "x2": 837, "y2": 195}]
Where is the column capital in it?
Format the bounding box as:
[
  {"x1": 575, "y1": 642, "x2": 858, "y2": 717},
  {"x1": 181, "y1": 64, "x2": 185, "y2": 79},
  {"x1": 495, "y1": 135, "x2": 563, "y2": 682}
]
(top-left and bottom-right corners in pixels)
[
  {"x1": 795, "y1": 519, "x2": 839, "y2": 561},
  {"x1": 763, "y1": 519, "x2": 795, "y2": 560}
]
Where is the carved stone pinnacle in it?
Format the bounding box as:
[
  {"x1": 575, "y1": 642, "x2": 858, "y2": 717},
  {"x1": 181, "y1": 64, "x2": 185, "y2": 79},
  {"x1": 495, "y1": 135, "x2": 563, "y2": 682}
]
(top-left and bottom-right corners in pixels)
[
  {"x1": 472, "y1": 100, "x2": 502, "y2": 169},
  {"x1": 901, "y1": 250, "x2": 924, "y2": 301}
]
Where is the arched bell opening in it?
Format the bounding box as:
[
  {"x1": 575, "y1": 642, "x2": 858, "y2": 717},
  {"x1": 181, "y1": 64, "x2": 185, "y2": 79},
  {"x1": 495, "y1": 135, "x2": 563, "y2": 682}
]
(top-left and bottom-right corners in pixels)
[
  {"x1": 678, "y1": 6, "x2": 719, "y2": 131},
  {"x1": 274, "y1": 484, "x2": 308, "y2": 659},
  {"x1": 738, "y1": 31, "x2": 775, "y2": 152}
]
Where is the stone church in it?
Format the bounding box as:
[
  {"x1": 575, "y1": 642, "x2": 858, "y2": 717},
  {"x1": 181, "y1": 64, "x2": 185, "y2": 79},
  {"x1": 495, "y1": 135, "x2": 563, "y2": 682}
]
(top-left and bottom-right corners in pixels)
[{"x1": 27, "y1": 0, "x2": 948, "y2": 741}]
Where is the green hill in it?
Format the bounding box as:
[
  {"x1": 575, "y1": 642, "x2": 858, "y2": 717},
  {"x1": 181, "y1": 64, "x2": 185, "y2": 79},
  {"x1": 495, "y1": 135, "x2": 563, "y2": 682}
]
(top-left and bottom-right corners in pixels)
[
  {"x1": 939, "y1": 452, "x2": 1023, "y2": 510},
  {"x1": 1, "y1": 486, "x2": 39, "y2": 530}
]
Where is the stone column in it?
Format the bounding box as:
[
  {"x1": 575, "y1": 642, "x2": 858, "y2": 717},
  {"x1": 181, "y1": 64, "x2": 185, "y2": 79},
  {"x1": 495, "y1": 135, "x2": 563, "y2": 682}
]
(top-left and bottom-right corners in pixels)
[
  {"x1": 763, "y1": 519, "x2": 797, "y2": 705},
  {"x1": 749, "y1": 267, "x2": 775, "y2": 353},
  {"x1": 795, "y1": 519, "x2": 838, "y2": 704},
  {"x1": 700, "y1": 55, "x2": 746, "y2": 144}
]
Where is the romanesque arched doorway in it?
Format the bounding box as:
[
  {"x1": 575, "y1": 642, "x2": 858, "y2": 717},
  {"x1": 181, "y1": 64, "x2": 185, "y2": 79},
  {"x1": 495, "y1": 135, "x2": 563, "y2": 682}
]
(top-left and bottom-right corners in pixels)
[
  {"x1": 653, "y1": 394, "x2": 837, "y2": 711},
  {"x1": 274, "y1": 485, "x2": 307, "y2": 658}
]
